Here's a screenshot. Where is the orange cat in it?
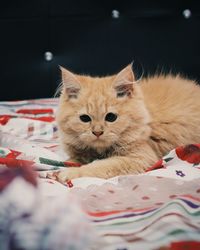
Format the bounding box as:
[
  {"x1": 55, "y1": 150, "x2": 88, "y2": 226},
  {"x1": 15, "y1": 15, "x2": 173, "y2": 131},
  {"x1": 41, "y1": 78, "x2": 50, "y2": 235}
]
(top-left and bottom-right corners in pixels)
[{"x1": 55, "y1": 64, "x2": 200, "y2": 182}]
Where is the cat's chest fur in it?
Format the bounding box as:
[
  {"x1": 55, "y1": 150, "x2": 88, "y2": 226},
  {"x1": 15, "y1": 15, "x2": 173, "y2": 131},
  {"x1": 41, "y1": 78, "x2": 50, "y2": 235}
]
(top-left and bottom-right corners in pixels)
[{"x1": 68, "y1": 143, "x2": 124, "y2": 164}]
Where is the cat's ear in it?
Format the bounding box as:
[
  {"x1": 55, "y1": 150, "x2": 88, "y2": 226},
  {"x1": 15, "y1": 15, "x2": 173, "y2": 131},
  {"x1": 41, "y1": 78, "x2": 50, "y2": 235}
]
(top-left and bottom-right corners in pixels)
[
  {"x1": 60, "y1": 66, "x2": 81, "y2": 99},
  {"x1": 113, "y1": 64, "x2": 135, "y2": 98}
]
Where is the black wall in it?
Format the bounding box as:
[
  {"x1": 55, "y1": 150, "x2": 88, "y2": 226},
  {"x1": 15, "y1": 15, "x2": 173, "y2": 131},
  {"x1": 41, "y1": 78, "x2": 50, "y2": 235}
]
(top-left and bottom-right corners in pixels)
[{"x1": 0, "y1": 0, "x2": 200, "y2": 100}]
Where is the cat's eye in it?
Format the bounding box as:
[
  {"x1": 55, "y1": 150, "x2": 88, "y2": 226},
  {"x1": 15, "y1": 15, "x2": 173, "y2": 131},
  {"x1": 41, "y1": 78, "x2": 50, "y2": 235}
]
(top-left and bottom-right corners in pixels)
[
  {"x1": 117, "y1": 92, "x2": 126, "y2": 98},
  {"x1": 79, "y1": 114, "x2": 91, "y2": 123},
  {"x1": 105, "y1": 112, "x2": 118, "y2": 122}
]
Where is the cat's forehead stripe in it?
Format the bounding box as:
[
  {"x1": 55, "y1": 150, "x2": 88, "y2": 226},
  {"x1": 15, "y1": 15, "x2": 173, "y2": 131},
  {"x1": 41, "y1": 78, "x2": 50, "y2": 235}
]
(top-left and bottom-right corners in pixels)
[{"x1": 86, "y1": 96, "x2": 107, "y2": 116}]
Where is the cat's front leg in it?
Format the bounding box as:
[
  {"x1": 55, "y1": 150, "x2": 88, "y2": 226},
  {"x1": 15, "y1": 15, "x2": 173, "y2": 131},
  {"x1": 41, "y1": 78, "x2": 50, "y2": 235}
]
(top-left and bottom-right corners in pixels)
[
  {"x1": 53, "y1": 150, "x2": 158, "y2": 182},
  {"x1": 53, "y1": 158, "x2": 142, "y2": 183}
]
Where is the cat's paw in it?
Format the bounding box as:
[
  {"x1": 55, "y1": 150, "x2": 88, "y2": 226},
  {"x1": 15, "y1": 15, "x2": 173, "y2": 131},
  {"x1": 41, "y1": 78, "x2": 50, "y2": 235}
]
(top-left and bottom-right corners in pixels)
[{"x1": 48, "y1": 168, "x2": 82, "y2": 184}]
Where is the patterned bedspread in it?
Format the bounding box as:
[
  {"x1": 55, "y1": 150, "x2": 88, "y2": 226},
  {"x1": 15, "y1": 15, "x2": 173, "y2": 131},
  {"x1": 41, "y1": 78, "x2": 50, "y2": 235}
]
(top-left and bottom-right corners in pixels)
[{"x1": 0, "y1": 99, "x2": 200, "y2": 250}]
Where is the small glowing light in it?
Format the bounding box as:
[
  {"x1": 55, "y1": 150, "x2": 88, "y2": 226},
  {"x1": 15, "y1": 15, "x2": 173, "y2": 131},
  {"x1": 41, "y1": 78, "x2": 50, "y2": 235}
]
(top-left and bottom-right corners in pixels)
[
  {"x1": 183, "y1": 9, "x2": 192, "y2": 19},
  {"x1": 112, "y1": 10, "x2": 120, "y2": 19},
  {"x1": 44, "y1": 51, "x2": 53, "y2": 61}
]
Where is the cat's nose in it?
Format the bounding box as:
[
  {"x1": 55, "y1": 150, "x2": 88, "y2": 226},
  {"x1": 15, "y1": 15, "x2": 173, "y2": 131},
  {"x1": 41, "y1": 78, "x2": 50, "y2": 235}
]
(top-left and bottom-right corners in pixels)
[{"x1": 92, "y1": 131, "x2": 104, "y2": 138}]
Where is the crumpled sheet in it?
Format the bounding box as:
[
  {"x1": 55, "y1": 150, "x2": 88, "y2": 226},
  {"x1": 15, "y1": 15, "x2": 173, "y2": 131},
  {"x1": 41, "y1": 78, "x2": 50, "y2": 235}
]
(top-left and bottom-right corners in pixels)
[{"x1": 0, "y1": 98, "x2": 200, "y2": 250}]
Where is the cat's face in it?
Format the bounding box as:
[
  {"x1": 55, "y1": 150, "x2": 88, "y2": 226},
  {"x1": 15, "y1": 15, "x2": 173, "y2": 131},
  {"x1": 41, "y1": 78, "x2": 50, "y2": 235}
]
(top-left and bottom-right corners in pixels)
[{"x1": 57, "y1": 65, "x2": 150, "y2": 152}]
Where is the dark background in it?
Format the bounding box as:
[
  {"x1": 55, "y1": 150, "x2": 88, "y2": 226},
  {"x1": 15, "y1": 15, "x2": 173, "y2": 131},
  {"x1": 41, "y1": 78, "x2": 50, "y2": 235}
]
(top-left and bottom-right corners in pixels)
[{"x1": 0, "y1": 0, "x2": 200, "y2": 101}]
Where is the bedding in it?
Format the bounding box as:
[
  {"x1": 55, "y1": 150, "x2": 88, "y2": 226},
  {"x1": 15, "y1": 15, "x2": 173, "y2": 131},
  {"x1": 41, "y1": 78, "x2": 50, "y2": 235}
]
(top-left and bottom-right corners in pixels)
[{"x1": 0, "y1": 98, "x2": 200, "y2": 250}]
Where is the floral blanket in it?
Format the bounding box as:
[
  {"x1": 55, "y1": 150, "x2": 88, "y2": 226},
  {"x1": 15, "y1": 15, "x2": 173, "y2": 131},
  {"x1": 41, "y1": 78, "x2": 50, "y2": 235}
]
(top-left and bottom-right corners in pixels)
[{"x1": 0, "y1": 99, "x2": 200, "y2": 250}]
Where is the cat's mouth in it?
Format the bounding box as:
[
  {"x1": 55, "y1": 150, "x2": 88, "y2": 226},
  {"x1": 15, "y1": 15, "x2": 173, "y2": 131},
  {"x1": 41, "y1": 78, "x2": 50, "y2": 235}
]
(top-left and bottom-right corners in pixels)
[
  {"x1": 93, "y1": 137, "x2": 104, "y2": 143},
  {"x1": 91, "y1": 137, "x2": 113, "y2": 149}
]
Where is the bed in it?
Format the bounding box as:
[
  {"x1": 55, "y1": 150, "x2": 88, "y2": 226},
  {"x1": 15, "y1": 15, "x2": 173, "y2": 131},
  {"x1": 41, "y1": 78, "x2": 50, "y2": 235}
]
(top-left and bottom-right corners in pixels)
[{"x1": 0, "y1": 98, "x2": 200, "y2": 250}]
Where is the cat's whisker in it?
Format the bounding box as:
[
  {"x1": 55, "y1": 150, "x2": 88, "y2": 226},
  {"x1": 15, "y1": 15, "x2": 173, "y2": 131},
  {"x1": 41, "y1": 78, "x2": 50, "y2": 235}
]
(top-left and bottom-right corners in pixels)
[
  {"x1": 64, "y1": 134, "x2": 81, "y2": 146},
  {"x1": 54, "y1": 81, "x2": 63, "y2": 98}
]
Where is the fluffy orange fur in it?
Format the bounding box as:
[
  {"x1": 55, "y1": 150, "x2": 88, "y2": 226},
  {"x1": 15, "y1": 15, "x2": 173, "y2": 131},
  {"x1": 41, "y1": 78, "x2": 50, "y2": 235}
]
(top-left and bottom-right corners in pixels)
[{"x1": 55, "y1": 64, "x2": 200, "y2": 182}]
